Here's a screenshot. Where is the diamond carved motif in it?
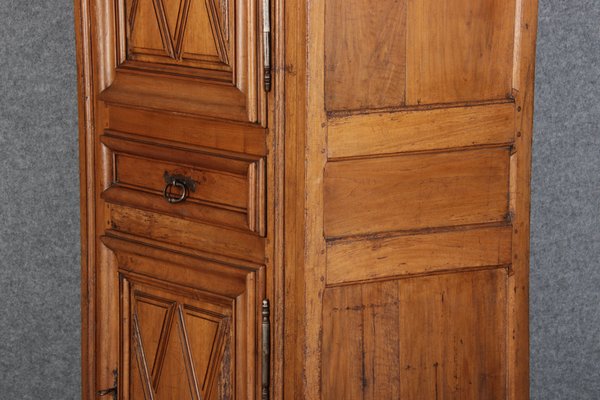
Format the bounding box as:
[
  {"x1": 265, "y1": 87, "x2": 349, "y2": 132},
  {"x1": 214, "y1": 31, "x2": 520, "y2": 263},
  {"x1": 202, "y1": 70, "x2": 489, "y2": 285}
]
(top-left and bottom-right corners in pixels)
[
  {"x1": 128, "y1": 0, "x2": 231, "y2": 68},
  {"x1": 130, "y1": 289, "x2": 232, "y2": 400}
]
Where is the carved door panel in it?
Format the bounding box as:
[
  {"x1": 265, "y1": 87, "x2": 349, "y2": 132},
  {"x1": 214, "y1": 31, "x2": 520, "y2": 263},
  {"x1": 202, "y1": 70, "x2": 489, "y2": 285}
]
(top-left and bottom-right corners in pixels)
[
  {"x1": 314, "y1": 0, "x2": 537, "y2": 398},
  {"x1": 74, "y1": 0, "x2": 272, "y2": 398},
  {"x1": 125, "y1": 279, "x2": 234, "y2": 400},
  {"x1": 94, "y1": 0, "x2": 268, "y2": 123},
  {"x1": 102, "y1": 236, "x2": 262, "y2": 400}
]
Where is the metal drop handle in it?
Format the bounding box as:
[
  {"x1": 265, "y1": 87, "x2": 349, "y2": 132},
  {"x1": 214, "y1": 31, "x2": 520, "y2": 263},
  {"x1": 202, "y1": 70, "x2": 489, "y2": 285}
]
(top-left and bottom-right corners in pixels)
[
  {"x1": 163, "y1": 179, "x2": 189, "y2": 204},
  {"x1": 162, "y1": 171, "x2": 196, "y2": 204}
]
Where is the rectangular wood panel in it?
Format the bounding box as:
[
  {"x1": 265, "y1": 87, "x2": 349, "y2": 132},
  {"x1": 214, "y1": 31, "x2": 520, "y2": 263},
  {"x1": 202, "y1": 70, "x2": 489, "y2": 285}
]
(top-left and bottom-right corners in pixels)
[
  {"x1": 322, "y1": 281, "x2": 402, "y2": 400},
  {"x1": 327, "y1": 225, "x2": 512, "y2": 285},
  {"x1": 108, "y1": 205, "x2": 265, "y2": 263},
  {"x1": 108, "y1": 106, "x2": 268, "y2": 156},
  {"x1": 406, "y1": 0, "x2": 516, "y2": 105},
  {"x1": 104, "y1": 0, "x2": 265, "y2": 123},
  {"x1": 122, "y1": 0, "x2": 235, "y2": 77},
  {"x1": 328, "y1": 103, "x2": 515, "y2": 159},
  {"x1": 104, "y1": 237, "x2": 259, "y2": 400},
  {"x1": 101, "y1": 132, "x2": 266, "y2": 233},
  {"x1": 322, "y1": 269, "x2": 507, "y2": 399},
  {"x1": 115, "y1": 154, "x2": 249, "y2": 209},
  {"x1": 124, "y1": 279, "x2": 235, "y2": 400},
  {"x1": 399, "y1": 269, "x2": 507, "y2": 398},
  {"x1": 100, "y1": 73, "x2": 249, "y2": 121},
  {"x1": 324, "y1": 148, "x2": 511, "y2": 238},
  {"x1": 324, "y1": 0, "x2": 407, "y2": 112}
]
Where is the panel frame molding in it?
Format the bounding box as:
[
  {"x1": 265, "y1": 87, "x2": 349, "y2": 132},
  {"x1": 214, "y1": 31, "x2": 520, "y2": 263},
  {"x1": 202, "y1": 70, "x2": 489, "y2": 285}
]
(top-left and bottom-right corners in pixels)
[
  {"x1": 122, "y1": 274, "x2": 235, "y2": 399},
  {"x1": 115, "y1": 0, "x2": 236, "y2": 81},
  {"x1": 104, "y1": 235, "x2": 263, "y2": 400},
  {"x1": 100, "y1": 131, "x2": 267, "y2": 235},
  {"x1": 88, "y1": 0, "x2": 267, "y2": 123}
]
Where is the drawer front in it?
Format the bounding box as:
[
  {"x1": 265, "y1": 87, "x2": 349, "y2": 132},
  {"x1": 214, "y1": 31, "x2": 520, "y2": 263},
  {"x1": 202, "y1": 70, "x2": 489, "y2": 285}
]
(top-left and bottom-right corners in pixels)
[{"x1": 101, "y1": 132, "x2": 266, "y2": 235}]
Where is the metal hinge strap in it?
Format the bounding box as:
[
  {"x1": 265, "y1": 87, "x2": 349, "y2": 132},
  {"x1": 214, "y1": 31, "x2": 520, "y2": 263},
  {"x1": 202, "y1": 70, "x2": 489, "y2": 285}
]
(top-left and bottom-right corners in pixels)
[
  {"x1": 262, "y1": 299, "x2": 271, "y2": 400},
  {"x1": 262, "y1": 0, "x2": 272, "y2": 92}
]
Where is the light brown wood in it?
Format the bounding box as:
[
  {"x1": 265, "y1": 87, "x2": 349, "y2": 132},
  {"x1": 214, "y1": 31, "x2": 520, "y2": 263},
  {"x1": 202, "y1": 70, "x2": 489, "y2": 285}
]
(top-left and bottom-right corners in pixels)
[
  {"x1": 327, "y1": 225, "x2": 512, "y2": 285},
  {"x1": 398, "y1": 269, "x2": 508, "y2": 399},
  {"x1": 406, "y1": 0, "x2": 516, "y2": 105},
  {"x1": 107, "y1": 204, "x2": 265, "y2": 263},
  {"x1": 509, "y1": 1, "x2": 539, "y2": 398},
  {"x1": 75, "y1": 0, "x2": 538, "y2": 397},
  {"x1": 324, "y1": 148, "x2": 511, "y2": 238},
  {"x1": 322, "y1": 269, "x2": 507, "y2": 399},
  {"x1": 328, "y1": 102, "x2": 516, "y2": 159},
  {"x1": 101, "y1": 131, "x2": 266, "y2": 233},
  {"x1": 125, "y1": 0, "x2": 235, "y2": 74},
  {"x1": 282, "y1": 0, "x2": 309, "y2": 396},
  {"x1": 104, "y1": 235, "x2": 258, "y2": 399},
  {"x1": 108, "y1": 106, "x2": 268, "y2": 156},
  {"x1": 324, "y1": 0, "x2": 406, "y2": 111}
]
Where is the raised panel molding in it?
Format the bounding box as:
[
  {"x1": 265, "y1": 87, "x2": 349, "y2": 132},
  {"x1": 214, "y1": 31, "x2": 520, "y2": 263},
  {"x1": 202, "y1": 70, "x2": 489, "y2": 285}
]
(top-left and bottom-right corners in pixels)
[
  {"x1": 101, "y1": 131, "x2": 266, "y2": 235},
  {"x1": 98, "y1": 0, "x2": 264, "y2": 123},
  {"x1": 124, "y1": 0, "x2": 233, "y2": 75},
  {"x1": 323, "y1": 148, "x2": 511, "y2": 238},
  {"x1": 127, "y1": 279, "x2": 233, "y2": 399},
  {"x1": 103, "y1": 236, "x2": 262, "y2": 399}
]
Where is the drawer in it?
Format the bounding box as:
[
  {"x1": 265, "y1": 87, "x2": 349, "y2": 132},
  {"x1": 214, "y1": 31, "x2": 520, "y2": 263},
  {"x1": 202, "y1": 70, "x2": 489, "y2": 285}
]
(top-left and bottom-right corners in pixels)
[{"x1": 101, "y1": 132, "x2": 266, "y2": 235}]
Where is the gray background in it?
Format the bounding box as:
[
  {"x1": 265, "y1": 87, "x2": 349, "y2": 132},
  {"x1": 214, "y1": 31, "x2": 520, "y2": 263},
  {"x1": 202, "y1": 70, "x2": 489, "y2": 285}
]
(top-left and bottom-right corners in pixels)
[{"x1": 0, "y1": 0, "x2": 598, "y2": 399}]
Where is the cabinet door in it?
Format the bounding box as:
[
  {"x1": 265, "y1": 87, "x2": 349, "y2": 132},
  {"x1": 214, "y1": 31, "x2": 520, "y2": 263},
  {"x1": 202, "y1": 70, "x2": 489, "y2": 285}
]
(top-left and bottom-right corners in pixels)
[
  {"x1": 288, "y1": 0, "x2": 537, "y2": 398},
  {"x1": 104, "y1": 237, "x2": 262, "y2": 400},
  {"x1": 74, "y1": 0, "x2": 272, "y2": 398},
  {"x1": 99, "y1": 0, "x2": 268, "y2": 123}
]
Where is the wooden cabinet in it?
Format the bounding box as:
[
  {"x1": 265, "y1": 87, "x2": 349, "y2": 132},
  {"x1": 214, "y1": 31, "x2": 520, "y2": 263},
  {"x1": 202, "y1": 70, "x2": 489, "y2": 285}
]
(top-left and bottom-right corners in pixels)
[{"x1": 74, "y1": 0, "x2": 538, "y2": 398}]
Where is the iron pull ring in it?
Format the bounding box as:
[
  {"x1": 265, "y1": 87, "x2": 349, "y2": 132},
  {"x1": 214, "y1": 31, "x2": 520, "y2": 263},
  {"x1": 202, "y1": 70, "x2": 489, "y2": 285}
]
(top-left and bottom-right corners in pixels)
[{"x1": 163, "y1": 179, "x2": 189, "y2": 204}]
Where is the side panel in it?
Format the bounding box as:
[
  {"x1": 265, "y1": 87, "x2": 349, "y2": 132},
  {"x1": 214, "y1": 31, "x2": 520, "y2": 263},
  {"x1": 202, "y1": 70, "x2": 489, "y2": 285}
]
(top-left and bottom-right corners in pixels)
[{"x1": 284, "y1": 0, "x2": 538, "y2": 398}]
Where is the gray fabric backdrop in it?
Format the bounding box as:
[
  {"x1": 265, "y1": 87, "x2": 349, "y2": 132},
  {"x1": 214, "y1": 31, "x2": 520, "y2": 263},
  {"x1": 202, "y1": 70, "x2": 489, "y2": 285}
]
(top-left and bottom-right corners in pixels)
[{"x1": 0, "y1": 1, "x2": 598, "y2": 399}]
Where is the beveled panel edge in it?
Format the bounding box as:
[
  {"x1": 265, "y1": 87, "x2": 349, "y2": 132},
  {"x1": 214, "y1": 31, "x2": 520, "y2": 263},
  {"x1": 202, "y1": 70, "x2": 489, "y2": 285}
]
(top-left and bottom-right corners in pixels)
[
  {"x1": 121, "y1": 270, "x2": 236, "y2": 310},
  {"x1": 107, "y1": 106, "x2": 268, "y2": 157},
  {"x1": 107, "y1": 228, "x2": 264, "y2": 271},
  {"x1": 109, "y1": 0, "x2": 265, "y2": 124},
  {"x1": 99, "y1": 71, "x2": 249, "y2": 122},
  {"x1": 102, "y1": 130, "x2": 265, "y2": 166},
  {"x1": 107, "y1": 204, "x2": 266, "y2": 264},
  {"x1": 102, "y1": 233, "x2": 257, "y2": 298},
  {"x1": 102, "y1": 187, "x2": 250, "y2": 232},
  {"x1": 326, "y1": 224, "x2": 513, "y2": 286},
  {"x1": 328, "y1": 102, "x2": 516, "y2": 159}
]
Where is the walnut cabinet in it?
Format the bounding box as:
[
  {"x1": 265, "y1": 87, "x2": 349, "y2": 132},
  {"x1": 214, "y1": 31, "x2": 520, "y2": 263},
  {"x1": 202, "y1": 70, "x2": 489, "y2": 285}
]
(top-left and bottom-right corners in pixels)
[{"x1": 74, "y1": 0, "x2": 538, "y2": 398}]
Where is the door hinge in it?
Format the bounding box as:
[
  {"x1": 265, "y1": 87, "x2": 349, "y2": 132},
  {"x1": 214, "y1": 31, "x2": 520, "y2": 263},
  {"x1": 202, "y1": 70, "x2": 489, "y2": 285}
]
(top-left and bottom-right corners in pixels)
[
  {"x1": 96, "y1": 369, "x2": 118, "y2": 400},
  {"x1": 262, "y1": 0, "x2": 272, "y2": 92},
  {"x1": 262, "y1": 299, "x2": 271, "y2": 400}
]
